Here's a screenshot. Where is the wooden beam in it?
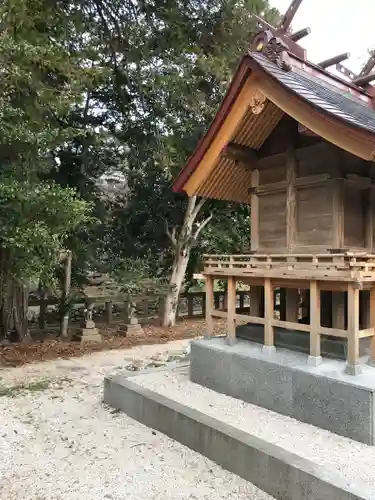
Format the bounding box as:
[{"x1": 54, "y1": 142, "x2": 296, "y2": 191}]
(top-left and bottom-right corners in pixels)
[
  {"x1": 335, "y1": 63, "x2": 357, "y2": 80},
  {"x1": 227, "y1": 276, "x2": 236, "y2": 345},
  {"x1": 258, "y1": 76, "x2": 375, "y2": 160},
  {"x1": 286, "y1": 144, "x2": 297, "y2": 251},
  {"x1": 272, "y1": 319, "x2": 309, "y2": 332},
  {"x1": 221, "y1": 143, "x2": 258, "y2": 165},
  {"x1": 205, "y1": 275, "x2": 214, "y2": 338},
  {"x1": 318, "y1": 53, "x2": 350, "y2": 69},
  {"x1": 358, "y1": 50, "x2": 375, "y2": 77},
  {"x1": 279, "y1": 0, "x2": 304, "y2": 32},
  {"x1": 250, "y1": 168, "x2": 259, "y2": 251},
  {"x1": 346, "y1": 283, "x2": 361, "y2": 375},
  {"x1": 353, "y1": 73, "x2": 375, "y2": 86},
  {"x1": 289, "y1": 27, "x2": 310, "y2": 42}
]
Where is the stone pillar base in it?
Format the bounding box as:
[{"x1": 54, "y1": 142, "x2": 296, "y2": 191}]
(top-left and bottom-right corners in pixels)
[
  {"x1": 124, "y1": 323, "x2": 144, "y2": 337},
  {"x1": 80, "y1": 327, "x2": 102, "y2": 343},
  {"x1": 307, "y1": 355, "x2": 323, "y2": 367},
  {"x1": 345, "y1": 363, "x2": 363, "y2": 376},
  {"x1": 262, "y1": 345, "x2": 276, "y2": 356}
]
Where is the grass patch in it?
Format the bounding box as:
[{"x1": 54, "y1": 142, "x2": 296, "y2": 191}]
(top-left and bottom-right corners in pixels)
[{"x1": 0, "y1": 377, "x2": 71, "y2": 398}]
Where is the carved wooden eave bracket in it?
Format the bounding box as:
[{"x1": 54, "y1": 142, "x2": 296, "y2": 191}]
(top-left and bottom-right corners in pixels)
[
  {"x1": 251, "y1": 30, "x2": 292, "y2": 72},
  {"x1": 250, "y1": 89, "x2": 267, "y2": 115}
]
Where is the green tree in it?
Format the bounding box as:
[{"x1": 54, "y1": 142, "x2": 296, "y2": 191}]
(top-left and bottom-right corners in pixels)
[
  {"x1": 99, "y1": 0, "x2": 279, "y2": 325},
  {"x1": 0, "y1": 0, "x2": 92, "y2": 339}
]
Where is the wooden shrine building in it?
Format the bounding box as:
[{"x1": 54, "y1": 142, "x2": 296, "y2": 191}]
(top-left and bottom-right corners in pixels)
[{"x1": 173, "y1": 1, "x2": 375, "y2": 375}]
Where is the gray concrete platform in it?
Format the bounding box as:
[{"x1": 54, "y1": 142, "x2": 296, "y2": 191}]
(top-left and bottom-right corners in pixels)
[
  {"x1": 103, "y1": 369, "x2": 374, "y2": 500},
  {"x1": 190, "y1": 338, "x2": 375, "y2": 445}
]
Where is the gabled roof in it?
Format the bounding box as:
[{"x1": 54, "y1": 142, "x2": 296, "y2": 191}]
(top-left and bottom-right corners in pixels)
[{"x1": 173, "y1": 42, "x2": 375, "y2": 202}]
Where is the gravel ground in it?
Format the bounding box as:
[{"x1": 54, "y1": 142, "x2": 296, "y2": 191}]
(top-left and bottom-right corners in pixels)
[
  {"x1": 0, "y1": 341, "x2": 274, "y2": 500},
  {"x1": 134, "y1": 369, "x2": 375, "y2": 491}
]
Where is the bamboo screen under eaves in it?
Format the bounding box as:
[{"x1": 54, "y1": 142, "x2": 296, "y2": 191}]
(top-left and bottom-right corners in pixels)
[{"x1": 194, "y1": 100, "x2": 284, "y2": 203}]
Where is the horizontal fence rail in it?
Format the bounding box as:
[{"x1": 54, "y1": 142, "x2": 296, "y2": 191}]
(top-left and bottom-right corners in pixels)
[{"x1": 27, "y1": 290, "x2": 251, "y2": 331}]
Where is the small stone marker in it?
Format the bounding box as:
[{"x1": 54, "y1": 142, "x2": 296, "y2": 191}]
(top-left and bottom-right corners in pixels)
[
  {"x1": 80, "y1": 302, "x2": 101, "y2": 343},
  {"x1": 123, "y1": 317, "x2": 144, "y2": 337}
]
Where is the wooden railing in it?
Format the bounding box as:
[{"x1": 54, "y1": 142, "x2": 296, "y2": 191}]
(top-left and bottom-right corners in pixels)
[{"x1": 203, "y1": 253, "x2": 375, "y2": 280}]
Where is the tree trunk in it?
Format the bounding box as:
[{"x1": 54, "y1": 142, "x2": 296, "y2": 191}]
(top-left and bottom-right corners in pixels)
[
  {"x1": 163, "y1": 195, "x2": 213, "y2": 327},
  {"x1": 163, "y1": 250, "x2": 190, "y2": 327},
  {"x1": 0, "y1": 281, "x2": 29, "y2": 342}
]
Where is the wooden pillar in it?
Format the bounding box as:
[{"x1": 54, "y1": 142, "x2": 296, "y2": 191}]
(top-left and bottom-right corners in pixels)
[
  {"x1": 286, "y1": 144, "x2": 297, "y2": 251},
  {"x1": 308, "y1": 280, "x2": 321, "y2": 366},
  {"x1": 263, "y1": 278, "x2": 275, "y2": 354},
  {"x1": 285, "y1": 289, "x2": 299, "y2": 323},
  {"x1": 205, "y1": 275, "x2": 214, "y2": 338},
  {"x1": 365, "y1": 188, "x2": 374, "y2": 251},
  {"x1": 227, "y1": 276, "x2": 236, "y2": 345},
  {"x1": 332, "y1": 292, "x2": 346, "y2": 330},
  {"x1": 250, "y1": 169, "x2": 259, "y2": 251},
  {"x1": 368, "y1": 286, "x2": 375, "y2": 366},
  {"x1": 346, "y1": 283, "x2": 361, "y2": 375},
  {"x1": 332, "y1": 180, "x2": 344, "y2": 249}
]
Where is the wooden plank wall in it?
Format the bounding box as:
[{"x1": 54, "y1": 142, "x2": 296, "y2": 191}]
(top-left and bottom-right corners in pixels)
[{"x1": 255, "y1": 139, "x2": 375, "y2": 253}]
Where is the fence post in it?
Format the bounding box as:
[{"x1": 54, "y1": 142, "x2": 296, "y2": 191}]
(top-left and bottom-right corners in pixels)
[
  {"x1": 187, "y1": 295, "x2": 194, "y2": 318},
  {"x1": 60, "y1": 250, "x2": 72, "y2": 339},
  {"x1": 38, "y1": 285, "x2": 46, "y2": 330},
  {"x1": 105, "y1": 300, "x2": 113, "y2": 325},
  {"x1": 239, "y1": 292, "x2": 244, "y2": 310},
  {"x1": 201, "y1": 293, "x2": 206, "y2": 317},
  {"x1": 158, "y1": 297, "x2": 165, "y2": 324}
]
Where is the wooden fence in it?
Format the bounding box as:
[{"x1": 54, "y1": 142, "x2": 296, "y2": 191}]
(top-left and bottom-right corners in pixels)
[{"x1": 28, "y1": 291, "x2": 251, "y2": 330}]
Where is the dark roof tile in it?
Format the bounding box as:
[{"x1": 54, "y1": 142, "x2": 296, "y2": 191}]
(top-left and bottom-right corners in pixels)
[{"x1": 250, "y1": 52, "x2": 375, "y2": 134}]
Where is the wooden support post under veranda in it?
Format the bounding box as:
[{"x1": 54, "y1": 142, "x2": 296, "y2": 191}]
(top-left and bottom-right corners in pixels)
[
  {"x1": 205, "y1": 274, "x2": 214, "y2": 338},
  {"x1": 227, "y1": 276, "x2": 236, "y2": 345}
]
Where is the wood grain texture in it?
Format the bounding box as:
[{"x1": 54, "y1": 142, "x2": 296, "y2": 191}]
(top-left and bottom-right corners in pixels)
[
  {"x1": 286, "y1": 145, "x2": 297, "y2": 250},
  {"x1": 227, "y1": 276, "x2": 236, "y2": 343},
  {"x1": 251, "y1": 169, "x2": 259, "y2": 251},
  {"x1": 347, "y1": 283, "x2": 360, "y2": 367},
  {"x1": 259, "y1": 192, "x2": 286, "y2": 250},
  {"x1": 344, "y1": 186, "x2": 365, "y2": 248},
  {"x1": 296, "y1": 185, "x2": 333, "y2": 247},
  {"x1": 264, "y1": 278, "x2": 274, "y2": 346}
]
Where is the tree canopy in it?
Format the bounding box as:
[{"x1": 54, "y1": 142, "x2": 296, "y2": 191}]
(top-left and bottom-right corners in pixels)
[{"x1": 0, "y1": 0, "x2": 280, "y2": 336}]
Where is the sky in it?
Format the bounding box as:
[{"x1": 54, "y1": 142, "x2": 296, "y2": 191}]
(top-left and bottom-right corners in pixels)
[{"x1": 270, "y1": 0, "x2": 375, "y2": 73}]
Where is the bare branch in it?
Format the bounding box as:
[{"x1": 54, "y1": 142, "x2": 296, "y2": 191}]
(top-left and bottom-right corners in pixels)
[
  {"x1": 191, "y1": 197, "x2": 206, "y2": 222},
  {"x1": 165, "y1": 219, "x2": 178, "y2": 247},
  {"x1": 193, "y1": 212, "x2": 213, "y2": 240}
]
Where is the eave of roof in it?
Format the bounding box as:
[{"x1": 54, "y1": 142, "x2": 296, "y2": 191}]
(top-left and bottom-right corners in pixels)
[{"x1": 173, "y1": 52, "x2": 375, "y2": 193}]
